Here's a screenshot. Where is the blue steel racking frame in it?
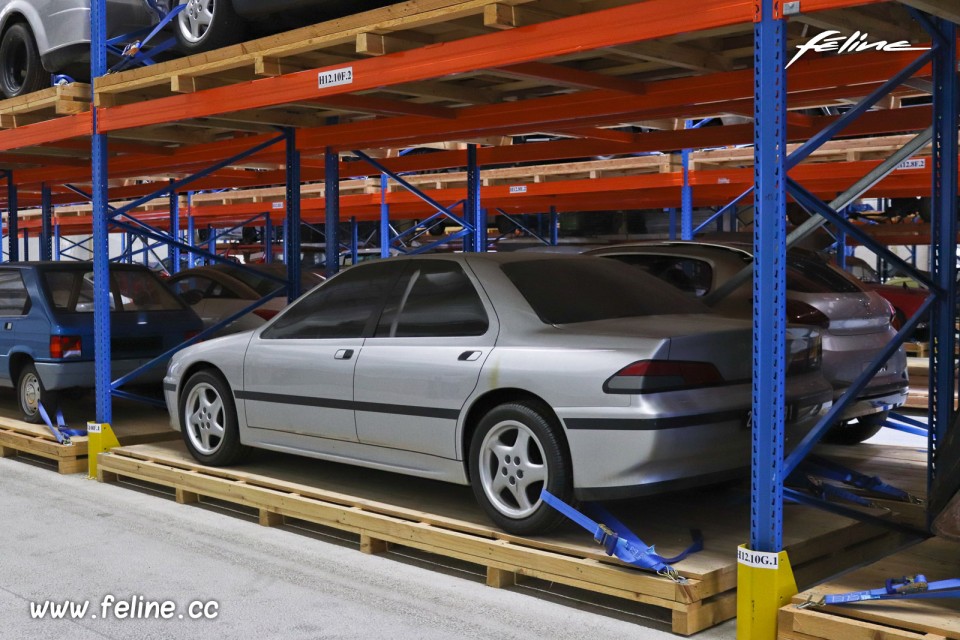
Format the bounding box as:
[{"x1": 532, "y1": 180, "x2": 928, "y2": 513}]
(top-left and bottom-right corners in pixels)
[{"x1": 71, "y1": 0, "x2": 959, "y2": 629}]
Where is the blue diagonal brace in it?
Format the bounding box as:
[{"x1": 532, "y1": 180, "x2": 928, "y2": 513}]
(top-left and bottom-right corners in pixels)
[{"x1": 354, "y1": 150, "x2": 469, "y2": 228}]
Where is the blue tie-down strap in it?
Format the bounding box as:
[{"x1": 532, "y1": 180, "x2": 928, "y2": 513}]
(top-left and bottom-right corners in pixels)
[
  {"x1": 37, "y1": 404, "x2": 87, "y2": 445},
  {"x1": 540, "y1": 490, "x2": 702, "y2": 582},
  {"x1": 800, "y1": 575, "x2": 960, "y2": 608},
  {"x1": 793, "y1": 455, "x2": 921, "y2": 505}
]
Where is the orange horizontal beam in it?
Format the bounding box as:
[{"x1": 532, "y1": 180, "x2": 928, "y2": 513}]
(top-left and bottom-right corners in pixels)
[
  {"x1": 0, "y1": 113, "x2": 92, "y2": 153},
  {"x1": 97, "y1": 0, "x2": 756, "y2": 132}
]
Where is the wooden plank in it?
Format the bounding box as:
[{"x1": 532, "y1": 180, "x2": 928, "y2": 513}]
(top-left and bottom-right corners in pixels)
[
  {"x1": 486, "y1": 566, "x2": 517, "y2": 588},
  {"x1": 673, "y1": 592, "x2": 738, "y2": 636},
  {"x1": 259, "y1": 509, "x2": 285, "y2": 527},
  {"x1": 788, "y1": 538, "x2": 960, "y2": 639},
  {"x1": 779, "y1": 607, "x2": 932, "y2": 640},
  {"x1": 360, "y1": 533, "x2": 389, "y2": 555}
]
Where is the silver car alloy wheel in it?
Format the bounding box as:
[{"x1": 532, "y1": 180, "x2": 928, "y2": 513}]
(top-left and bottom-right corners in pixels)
[
  {"x1": 178, "y1": 0, "x2": 215, "y2": 44},
  {"x1": 478, "y1": 419, "x2": 549, "y2": 519},
  {"x1": 184, "y1": 382, "x2": 226, "y2": 455},
  {"x1": 20, "y1": 371, "x2": 40, "y2": 416}
]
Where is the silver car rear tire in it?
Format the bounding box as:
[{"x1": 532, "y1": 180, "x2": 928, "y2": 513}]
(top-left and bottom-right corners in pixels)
[
  {"x1": 469, "y1": 401, "x2": 572, "y2": 535},
  {"x1": 825, "y1": 410, "x2": 888, "y2": 445},
  {"x1": 179, "y1": 370, "x2": 249, "y2": 465}
]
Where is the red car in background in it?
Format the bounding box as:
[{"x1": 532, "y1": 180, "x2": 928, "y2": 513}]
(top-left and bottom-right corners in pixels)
[{"x1": 844, "y1": 257, "x2": 928, "y2": 340}]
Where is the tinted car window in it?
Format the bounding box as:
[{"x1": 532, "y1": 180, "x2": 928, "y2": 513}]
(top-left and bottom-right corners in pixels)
[
  {"x1": 262, "y1": 262, "x2": 399, "y2": 339},
  {"x1": 376, "y1": 262, "x2": 488, "y2": 338},
  {"x1": 0, "y1": 271, "x2": 29, "y2": 316},
  {"x1": 502, "y1": 258, "x2": 708, "y2": 325},
  {"x1": 211, "y1": 265, "x2": 319, "y2": 297},
  {"x1": 604, "y1": 254, "x2": 714, "y2": 296},
  {"x1": 170, "y1": 275, "x2": 215, "y2": 299},
  {"x1": 45, "y1": 269, "x2": 184, "y2": 313},
  {"x1": 786, "y1": 255, "x2": 863, "y2": 293}
]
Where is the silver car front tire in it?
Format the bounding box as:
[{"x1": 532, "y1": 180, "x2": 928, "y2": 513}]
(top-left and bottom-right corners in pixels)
[
  {"x1": 469, "y1": 402, "x2": 572, "y2": 535},
  {"x1": 179, "y1": 370, "x2": 248, "y2": 465},
  {"x1": 175, "y1": 0, "x2": 245, "y2": 52}
]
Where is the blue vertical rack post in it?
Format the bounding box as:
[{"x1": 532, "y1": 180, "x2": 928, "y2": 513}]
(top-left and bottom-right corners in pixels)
[
  {"x1": 264, "y1": 213, "x2": 273, "y2": 264},
  {"x1": 380, "y1": 174, "x2": 390, "y2": 258},
  {"x1": 40, "y1": 185, "x2": 53, "y2": 261},
  {"x1": 7, "y1": 173, "x2": 18, "y2": 262},
  {"x1": 737, "y1": 0, "x2": 793, "y2": 637},
  {"x1": 91, "y1": 0, "x2": 111, "y2": 424},
  {"x1": 169, "y1": 181, "x2": 180, "y2": 274},
  {"x1": 286, "y1": 130, "x2": 302, "y2": 299},
  {"x1": 324, "y1": 146, "x2": 338, "y2": 278},
  {"x1": 549, "y1": 206, "x2": 558, "y2": 246},
  {"x1": 466, "y1": 144, "x2": 482, "y2": 252},
  {"x1": 928, "y1": 16, "x2": 958, "y2": 510}
]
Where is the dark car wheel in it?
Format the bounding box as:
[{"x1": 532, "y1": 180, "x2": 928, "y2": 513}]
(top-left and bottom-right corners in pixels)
[
  {"x1": 468, "y1": 401, "x2": 572, "y2": 535},
  {"x1": 179, "y1": 370, "x2": 249, "y2": 465},
  {"x1": 824, "y1": 411, "x2": 888, "y2": 445},
  {"x1": 0, "y1": 23, "x2": 47, "y2": 99},
  {"x1": 175, "y1": 0, "x2": 246, "y2": 52},
  {"x1": 18, "y1": 363, "x2": 57, "y2": 424}
]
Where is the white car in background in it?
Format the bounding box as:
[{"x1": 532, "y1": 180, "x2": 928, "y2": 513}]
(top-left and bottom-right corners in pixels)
[{"x1": 167, "y1": 263, "x2": 323, "y2": 336}]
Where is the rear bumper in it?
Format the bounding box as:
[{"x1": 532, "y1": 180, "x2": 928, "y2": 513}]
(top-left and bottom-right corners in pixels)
[
  {"x1": 838, "y1": 382, "x2": 908, "y2": 421},
  {"x1": 35, "y1": 358, "x2": 168, "y2": 390},
  {"x1": 560, "y1": 376, "x2": 833, "y2": 499}
]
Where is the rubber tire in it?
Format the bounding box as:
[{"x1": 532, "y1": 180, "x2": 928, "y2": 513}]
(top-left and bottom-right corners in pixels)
[
  {"x1": 468, "y1": 401, "x2": 572, "y2": 535},
  {"x1": 17, "y1": 363, "x2": 57, "y2": 425},
  {"x1": 178, "y1": 370, "x2": 249, "y2": 465},
  {"x1": 0, "y1": 23, "x2": 46, "y2": 99},
  {"x1": 175, "y1": 0, "x2": 246, "y2": 53},
  {"x1": 824, "y1": 411, "x2": 888, "y2": 445}
]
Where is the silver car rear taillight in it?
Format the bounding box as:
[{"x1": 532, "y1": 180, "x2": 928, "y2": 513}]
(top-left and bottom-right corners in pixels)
[{"x1": 603, "y1": 360, "x2": 724, "y2": 394}]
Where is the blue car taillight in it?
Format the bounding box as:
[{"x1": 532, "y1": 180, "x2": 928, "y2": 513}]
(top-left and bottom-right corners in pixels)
[
  {"x1": 603, "y1": 360, "x2": 724, "y2": 394},
  {"x1": 50, "y1": 335, "x2": 82, "y2": 359}
]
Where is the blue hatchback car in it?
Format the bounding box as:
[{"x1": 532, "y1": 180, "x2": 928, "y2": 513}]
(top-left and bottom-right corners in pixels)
[{"x1": 0, "y1": 262, "x2": 202, "y2": 422}]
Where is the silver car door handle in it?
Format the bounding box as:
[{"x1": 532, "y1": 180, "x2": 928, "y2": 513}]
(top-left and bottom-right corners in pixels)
[
  {"x1": 334, "y1": 349, "x2": 354, "y2": 360},
  {"x1": 458, "y1": 350, "x2": 482, "y2": 362}
]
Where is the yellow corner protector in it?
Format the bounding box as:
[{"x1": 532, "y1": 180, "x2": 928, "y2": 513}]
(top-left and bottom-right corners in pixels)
[
  {"x1": 736, "y1": 545, "x2": 797, "y2": 640},
  {"x1": 87, "y1": 422, "x2": 120, "y2": 480}
]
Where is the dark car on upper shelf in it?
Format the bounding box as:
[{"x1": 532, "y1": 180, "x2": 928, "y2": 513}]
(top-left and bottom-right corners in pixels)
[
  {"x1": 0, "y1": 0, "x2": 393, "y2": 98},
  {"x1": 0, "y1": 262, "x2": 202, "y2": 422},
  {"x1": 586, "y1": 241, "x2": 909, "y2": 445}
]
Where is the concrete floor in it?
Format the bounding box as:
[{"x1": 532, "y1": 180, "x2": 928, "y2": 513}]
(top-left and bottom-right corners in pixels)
[
  {"x1": 0, "y1": 455, "x2": 741, "y2": 640},
  {"x1": 0, "y1": 384, "x2": 926, "y2": 640}
]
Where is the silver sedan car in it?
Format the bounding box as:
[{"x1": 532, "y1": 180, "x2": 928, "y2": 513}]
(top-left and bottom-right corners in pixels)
[
  {"x1": 164, "y1": 253, "x2": 833, "y2": 534},
  {"x1": 587, "y1": 242, "x2": 908, "y2": 444}
]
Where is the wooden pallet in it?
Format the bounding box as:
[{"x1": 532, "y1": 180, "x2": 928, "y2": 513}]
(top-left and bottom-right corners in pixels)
[
  {"x1": 779, "y1": 537, "x2": 960, "y2": 640},
  {"x1": 0, "y1": 415, "x2": 176, "y2": 474},
  {"x1": 97, "y1": 441, "x2": 913, "y2": 635},
  {"x1": 0, "y1": 418, "x2": 89, "y2": 474}
]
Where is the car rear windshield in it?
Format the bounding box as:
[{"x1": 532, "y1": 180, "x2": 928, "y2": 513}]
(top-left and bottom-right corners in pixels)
[
  {"x1": 501, "y1": 258, "x2": 708, "y2": 325},
  {"x1": 212, "y1": 265, "x2": 319, "y2": 296},
  {"x1": 44, "y1": 269, "x2": 185, "y2": 313},
  {"x1": 786, "y1": 255, "x2": 863, "y2": 294}
]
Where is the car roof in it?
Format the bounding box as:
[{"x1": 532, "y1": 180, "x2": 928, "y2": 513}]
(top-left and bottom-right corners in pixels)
[{"x1": 588, "y1": 241, "x2": 754, "y2": 260}]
